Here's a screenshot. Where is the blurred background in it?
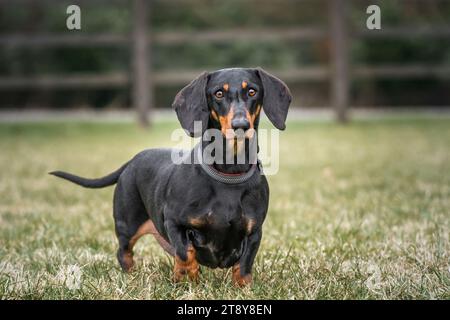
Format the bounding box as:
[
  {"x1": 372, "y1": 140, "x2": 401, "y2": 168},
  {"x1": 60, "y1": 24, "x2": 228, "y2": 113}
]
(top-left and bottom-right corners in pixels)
[
  {"x1": 0, "y1": 0, "x2": 449, "y2": 124},
  {"x1": 1, "y1": 1, "x2": 450, "y2": 299}
]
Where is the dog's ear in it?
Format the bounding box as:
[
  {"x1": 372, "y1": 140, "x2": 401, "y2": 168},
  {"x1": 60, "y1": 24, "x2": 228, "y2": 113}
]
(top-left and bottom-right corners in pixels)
[
  {"x1": 172, "y1": 72, "x2": 209, "y2": 137},
  {"x1": 256, "y1": 67, "x2": 292, "y2": 130}
]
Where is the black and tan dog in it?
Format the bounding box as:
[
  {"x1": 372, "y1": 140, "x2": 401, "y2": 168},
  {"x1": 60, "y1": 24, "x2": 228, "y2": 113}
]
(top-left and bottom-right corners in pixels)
[{"x1": 51, "y1": 67, "x2": 291, "y2": 286}]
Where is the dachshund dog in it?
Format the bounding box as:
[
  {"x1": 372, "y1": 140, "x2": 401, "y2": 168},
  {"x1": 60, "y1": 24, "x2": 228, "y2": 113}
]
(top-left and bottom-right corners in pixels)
[{"x1": 51, "y1": 67, "x2": 291, "y2": 286}]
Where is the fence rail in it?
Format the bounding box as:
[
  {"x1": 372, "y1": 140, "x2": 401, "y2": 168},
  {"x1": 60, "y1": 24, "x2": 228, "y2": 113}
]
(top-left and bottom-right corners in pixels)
[
  {"x1": 0, "y1": 0, "x2": 449, "y2": 124},
  {"x1": 3, "y1": 26, "x2": 450, "y2": 47}
]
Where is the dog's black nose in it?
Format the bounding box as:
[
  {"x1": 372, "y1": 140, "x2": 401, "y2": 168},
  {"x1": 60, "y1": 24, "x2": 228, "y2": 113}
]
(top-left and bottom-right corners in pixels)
[{"x1": 231, "y1": 118, "x2": 250, "y2": 131}]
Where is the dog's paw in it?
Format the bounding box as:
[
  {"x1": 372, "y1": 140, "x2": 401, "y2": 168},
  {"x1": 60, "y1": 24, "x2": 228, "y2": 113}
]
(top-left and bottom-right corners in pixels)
[
  {"x1": 173, "y1": 246, "x2": 200, "y2": 283},
  {"x1": 232, "y1": 265, "x2": 252, "y2": 287},
  {"x1": 117, "y1": 249, "x2": 135, "y2": 273},
  {"x1": 173, "y1": 266, "x2": 200, "y2": 283}
]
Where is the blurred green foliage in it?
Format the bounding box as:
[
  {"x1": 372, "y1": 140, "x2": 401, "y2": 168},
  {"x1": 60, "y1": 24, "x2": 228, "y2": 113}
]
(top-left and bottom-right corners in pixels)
[{"x1": 0, "y1": 0, "x2": 449, "y2": 109}]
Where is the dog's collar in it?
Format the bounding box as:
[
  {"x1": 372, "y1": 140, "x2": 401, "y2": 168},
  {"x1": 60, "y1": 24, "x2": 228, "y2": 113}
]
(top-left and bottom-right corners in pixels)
[{"x1": 196, "y1": 144, "x2": 262, "y2": 185}]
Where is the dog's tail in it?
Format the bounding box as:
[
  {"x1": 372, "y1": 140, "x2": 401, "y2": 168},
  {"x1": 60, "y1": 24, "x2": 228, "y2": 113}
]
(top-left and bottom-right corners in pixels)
[{"x1": 49, "y1": 161, "x2": 130, "y2": 189}]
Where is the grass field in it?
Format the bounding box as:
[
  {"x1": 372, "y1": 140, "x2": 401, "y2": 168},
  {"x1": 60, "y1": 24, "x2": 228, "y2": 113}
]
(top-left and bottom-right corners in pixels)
[{"x1": 0, "y1": 117, "x2": 449, "y2": 299}]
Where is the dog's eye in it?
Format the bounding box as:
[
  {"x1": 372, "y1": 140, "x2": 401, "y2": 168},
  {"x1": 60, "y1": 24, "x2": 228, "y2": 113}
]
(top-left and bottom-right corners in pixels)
[
  {"x1": 215, "y1": 90, "x2": 224, "y2": 99},
  {"x1": 248, "y1": 88, "x2": 257, "y2": 97}
]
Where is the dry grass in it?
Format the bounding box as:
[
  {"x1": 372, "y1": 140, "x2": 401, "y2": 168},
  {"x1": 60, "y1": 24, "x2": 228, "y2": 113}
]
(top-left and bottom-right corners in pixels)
[{"x1": 0, "y1": 117, "x2": 449, "y2": 299}]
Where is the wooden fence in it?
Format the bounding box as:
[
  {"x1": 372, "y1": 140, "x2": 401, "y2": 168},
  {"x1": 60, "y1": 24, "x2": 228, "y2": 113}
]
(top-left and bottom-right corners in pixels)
[{"x1": 1, "y1": 0, "x2": 449, "y2": 125}]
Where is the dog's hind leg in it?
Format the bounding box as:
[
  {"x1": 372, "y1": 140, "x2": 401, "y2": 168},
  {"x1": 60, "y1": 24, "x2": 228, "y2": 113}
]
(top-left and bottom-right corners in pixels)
[
  {"x1": 116, "y1": 221, "x2": 149, "y2": 272},
  {"x1": 113, "y1": 180, "x2": 149, "y2": 272}
]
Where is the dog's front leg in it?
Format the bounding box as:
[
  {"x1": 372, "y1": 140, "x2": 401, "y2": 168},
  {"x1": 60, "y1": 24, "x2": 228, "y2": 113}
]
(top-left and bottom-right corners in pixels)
[
  {"x1": 232, "y1": 228, "x2": 262, "y2": 287},
  {"x1": 165, "y1": 220, "x2": 199, "y2": 282}
]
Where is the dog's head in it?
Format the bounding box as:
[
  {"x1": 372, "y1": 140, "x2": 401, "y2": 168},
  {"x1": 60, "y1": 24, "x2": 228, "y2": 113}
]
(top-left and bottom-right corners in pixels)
[{"x1": 172, "y1": 67, "x2": 292, "y2": 138}]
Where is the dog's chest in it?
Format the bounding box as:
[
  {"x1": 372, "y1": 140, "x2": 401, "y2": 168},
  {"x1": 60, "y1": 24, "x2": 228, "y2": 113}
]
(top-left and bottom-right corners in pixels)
[{"x1": 186, "y1": 186, "x2": 249, "y2": 218}]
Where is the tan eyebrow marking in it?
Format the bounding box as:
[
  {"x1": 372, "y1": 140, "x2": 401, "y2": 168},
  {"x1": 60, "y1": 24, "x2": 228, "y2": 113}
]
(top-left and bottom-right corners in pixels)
[
  {"x1": 223, "y1": 83, "x2": 229, "y2": 91},
  {"x1": 242, "y1": 81, "x2": 248, "y2": 89}
]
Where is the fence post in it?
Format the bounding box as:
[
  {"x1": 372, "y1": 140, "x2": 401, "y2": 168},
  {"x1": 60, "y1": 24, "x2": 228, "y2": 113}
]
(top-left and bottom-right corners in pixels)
[
  {"x1": 330, "y1": 0, "x2": 350, "y2": 123},
  {"x1": 132, "y1": 0, "x2": 152, "y2": 127}
]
